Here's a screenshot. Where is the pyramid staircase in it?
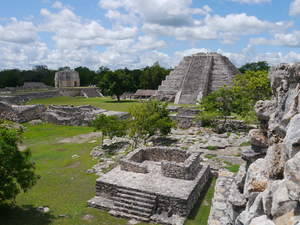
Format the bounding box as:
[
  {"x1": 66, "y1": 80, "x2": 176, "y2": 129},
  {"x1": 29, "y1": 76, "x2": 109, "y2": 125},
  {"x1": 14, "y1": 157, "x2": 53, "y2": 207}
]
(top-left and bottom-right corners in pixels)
[{"x1": 109, "y1": 186, "x2": 157, "y2": 222}]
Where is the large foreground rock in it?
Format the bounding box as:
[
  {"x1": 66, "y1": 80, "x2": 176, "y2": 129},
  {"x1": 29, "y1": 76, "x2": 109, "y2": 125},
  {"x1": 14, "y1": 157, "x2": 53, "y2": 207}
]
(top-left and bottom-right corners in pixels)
[
  {"x1": 283, "y1": 114, "x2": 300, "y2": 159},
  {"x1": 248, "y1": 129, "x2": 269, "y2": 148}
]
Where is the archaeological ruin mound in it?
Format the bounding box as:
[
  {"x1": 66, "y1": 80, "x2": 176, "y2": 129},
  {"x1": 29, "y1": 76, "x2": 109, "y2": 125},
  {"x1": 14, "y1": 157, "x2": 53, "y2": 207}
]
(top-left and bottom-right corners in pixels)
[{"x1": 155, "y1": 52, "x2": 241, "y2": 104}]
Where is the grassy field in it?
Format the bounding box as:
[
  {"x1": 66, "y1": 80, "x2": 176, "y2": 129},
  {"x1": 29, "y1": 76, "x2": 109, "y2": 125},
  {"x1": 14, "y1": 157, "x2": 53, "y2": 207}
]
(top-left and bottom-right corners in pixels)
[
  {"x1": 0, "y1": 123, "x2": 216, "y2": 225},
  {"x1": 27, "y1": 97, "x2": 142, "y2": 112}
]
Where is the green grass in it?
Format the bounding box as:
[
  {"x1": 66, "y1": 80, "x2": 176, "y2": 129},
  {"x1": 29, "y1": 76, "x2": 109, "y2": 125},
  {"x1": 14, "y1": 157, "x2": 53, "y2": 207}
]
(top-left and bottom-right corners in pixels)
[
  {"x1": 239, "y1": 142, "x2": 251, "y2": 147},
  {"x1": 0, "y1": 123, "x2": 217, "y2": 225},
  {"x1": 207, "y1": 145, "x2": 216, "y2": 150},
  {"x1": 185, "y1": 178, "x2": 216, "y2": 225},
  {"x1": 204, "y1": 154, "x2": 217, "y2": 159},
  {"x1": 224, "y1": 161, "x2": 240, "y2": 173},
  {"x1": 27, "y1": 96, "x2": 141, "y2": 112}
]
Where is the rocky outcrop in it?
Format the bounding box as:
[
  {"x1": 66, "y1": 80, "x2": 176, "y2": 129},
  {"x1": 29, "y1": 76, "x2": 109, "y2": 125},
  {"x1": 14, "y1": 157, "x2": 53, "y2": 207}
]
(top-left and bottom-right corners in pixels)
[{"x1": 219, "y1": 62, "x2": 300, "y2": 225}]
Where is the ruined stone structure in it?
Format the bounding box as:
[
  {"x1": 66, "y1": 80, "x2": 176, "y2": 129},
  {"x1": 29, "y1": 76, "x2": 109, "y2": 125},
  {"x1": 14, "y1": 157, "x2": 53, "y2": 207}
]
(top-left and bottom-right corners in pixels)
[
  {"x1": 155, "y1": 52, "x2": 241, "y2": 104},
  {"x1": 0, "y1": 101, "x2": 47, "y2": 123},
  {"x1": 40, "y1": 105, "x2": 128, "y2": 126},
  {"x1": 87, "y1": 146, "x2": 210, "y2": 225},
  {"x1": 208, "y1": 62, "x2": 300, "y2": 224},
  {"x1": 54, "y1": 70, "x2": 80, "y2": 88}
]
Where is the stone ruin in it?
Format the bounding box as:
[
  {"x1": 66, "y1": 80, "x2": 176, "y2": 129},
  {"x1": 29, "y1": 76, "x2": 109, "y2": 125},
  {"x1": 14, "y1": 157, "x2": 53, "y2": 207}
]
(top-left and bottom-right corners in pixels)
[
  {"x1": 55, "y1": 70, "x2": 80, "y2": 88},
  {"x1": 208, "y1": 62, "x2": 300, "y2": 224},
  {"x1": 0, "y1": 102, "x2": 128, "y2": 126},
  {"x1": 0, "y1": 101, "x2": 47, "y2": 123},
  {"x1": 87, "y1": 147, "x2": 210, "y2": 225},
  {"x1": 155, "y1": 52, "x2": 241, "y2": 104}
]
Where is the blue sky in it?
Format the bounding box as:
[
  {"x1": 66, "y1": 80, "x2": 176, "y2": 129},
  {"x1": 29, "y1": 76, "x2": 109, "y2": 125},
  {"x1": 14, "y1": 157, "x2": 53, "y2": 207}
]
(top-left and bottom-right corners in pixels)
[{"x1": 0, "y1": 0, "x2": 300, "y2": 71}]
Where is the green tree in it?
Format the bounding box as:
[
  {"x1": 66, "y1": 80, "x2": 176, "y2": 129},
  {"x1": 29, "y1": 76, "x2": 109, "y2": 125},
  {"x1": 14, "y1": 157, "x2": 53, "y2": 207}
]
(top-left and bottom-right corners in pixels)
[
  {"x1": 99, "y1": 70, "x2": 136, "y2": 101},
  {"x1": 232, "y1": 70, "x2": 272, "y2": 105},
  {"x1": 92, "y1": 114, "x2": 127, "y2": 147},
  {"x1": 139, "y1": 62, "x2": 171, "y2": 90},
  {"x1": 127, "y1": 101, "x2": 176, "y2": 148},
  {"x1": 0, "y1": 121, "x2": 40, "y2": 203},
  {"x1": 238, "y1": 61, "x2": 270, "y2": 74},
  {"x1": 197, "y1": 86, "x2": 235, "y2": 129}
]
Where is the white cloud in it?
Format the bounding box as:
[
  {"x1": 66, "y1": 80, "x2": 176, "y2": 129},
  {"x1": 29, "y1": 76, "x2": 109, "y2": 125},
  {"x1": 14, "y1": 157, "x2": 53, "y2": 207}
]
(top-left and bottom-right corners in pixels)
[
  {"x1": 290, "y1": 0, "x2": 300, "y2": 17},
  {"x1": 52, "y1": 1, "x2": 75, "y2": 10},
  {"x1": 250, "y1": 30, "x2": 300, "y2": 47},
  {"x1": 226, "y1": 0, "x2": 271, "y2": 4}
]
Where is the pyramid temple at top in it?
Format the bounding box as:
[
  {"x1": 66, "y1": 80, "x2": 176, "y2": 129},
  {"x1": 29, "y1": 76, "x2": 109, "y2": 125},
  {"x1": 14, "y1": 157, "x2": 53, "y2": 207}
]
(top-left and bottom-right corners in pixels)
[{"x1": 155, "y1": 52, "x2": 242, "y2": 104}]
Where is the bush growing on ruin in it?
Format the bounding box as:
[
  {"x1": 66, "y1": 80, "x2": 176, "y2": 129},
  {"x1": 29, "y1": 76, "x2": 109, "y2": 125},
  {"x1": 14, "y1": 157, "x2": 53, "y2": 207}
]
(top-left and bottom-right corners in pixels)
[
  {"x1": 127, "y1": 101, "x2": 176, "y2": 149},
  {"x1": 92, "y1": 114, "x2": 127, "y2": 147},
  {"x1": 0, "y1": 121, "x2": 40, "y2": 204}
]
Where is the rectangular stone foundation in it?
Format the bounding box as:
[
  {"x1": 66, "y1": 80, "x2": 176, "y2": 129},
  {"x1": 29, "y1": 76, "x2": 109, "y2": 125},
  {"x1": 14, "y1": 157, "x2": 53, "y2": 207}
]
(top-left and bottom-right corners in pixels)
[{"x1": 87, "y1": 162, "x2": 210, "y2": 225}]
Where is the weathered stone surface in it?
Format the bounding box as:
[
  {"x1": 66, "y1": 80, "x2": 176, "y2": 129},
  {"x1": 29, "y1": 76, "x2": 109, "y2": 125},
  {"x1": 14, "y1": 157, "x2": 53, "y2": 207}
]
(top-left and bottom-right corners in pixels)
[
  {"x1": 262, "y1": 180, "x2": 280, "y2": 215},
  {"x1": 254, "y1": 100, "x2": 276, "y2": 122},
  {"x1": 241, "y1": 145, "x2": 267, "y2": 165},
  {"x1": 235, "y1": 163, "x2": 247, "y2": 189},
  {"x1": 249, "y1": 129, "x2": 269, "y2": 148},
  {"x1": 275, "y1": 210, "x2": 300, "y2": 225},
  {"x1": 284, "y1": 151, "x2": 300, "y2": 190},
  {"x1": 271, "y1": 180, "x2": 299, "y2": 219},
  {"x1": 266, "y1": 143, "x2": 286, "y2": 179},
  {"x1": 227, "y1": 182, "x2": 247, "y2": 224},
  {"x1": 283, "y1": 114, "x2": 300, "y2": 159},
  {"x1": 244, "y1": 159, "x2": 269, "y2": 198},
  {"x1": 249, "y1": 215, "x2": 275, "y2": 225},
  {"x1": 244, "y1": 193, "x2": 264, "y2": 225}
]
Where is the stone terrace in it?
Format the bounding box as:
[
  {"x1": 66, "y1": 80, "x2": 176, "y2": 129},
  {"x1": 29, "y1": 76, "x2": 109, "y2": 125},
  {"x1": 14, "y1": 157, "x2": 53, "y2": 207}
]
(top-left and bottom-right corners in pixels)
[{"x1": 88, "y1": 147, "x2": 210, "y2": 225}]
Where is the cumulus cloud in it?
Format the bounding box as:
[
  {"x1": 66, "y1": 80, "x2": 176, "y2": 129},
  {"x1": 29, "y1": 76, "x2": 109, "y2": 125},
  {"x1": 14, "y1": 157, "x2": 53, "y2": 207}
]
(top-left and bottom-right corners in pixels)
[
  {"x1": 290, "y1": 0, "x2": 300, "y2": 17},
  {"x1": 250, "y1": 30, "x2": 300, "y2": 47},
  {"x1": 52, "y1": 1, "x2": 75, "y2": 10},
  {"x1": 225, "y1": 0, "x2": 271, "y2": 4}
]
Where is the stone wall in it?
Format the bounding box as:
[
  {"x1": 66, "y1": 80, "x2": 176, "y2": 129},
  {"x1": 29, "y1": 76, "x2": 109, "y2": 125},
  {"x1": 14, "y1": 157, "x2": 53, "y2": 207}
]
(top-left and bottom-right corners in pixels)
[
  {"x1": 120, "y1": 147, "x2": 201, "y2": 180},
  {"x1": 210, "y1": 62, "x2": 300, "y2": 225},
  {"x1": 0, "y1": 90, "x2": 61, "y2": 105},
  {"x1": 0, "y1": 101, "x2": 47, "y2": 123},
  {"x1": 169, "y1": 108, "x2": 202, "y2": 129}
]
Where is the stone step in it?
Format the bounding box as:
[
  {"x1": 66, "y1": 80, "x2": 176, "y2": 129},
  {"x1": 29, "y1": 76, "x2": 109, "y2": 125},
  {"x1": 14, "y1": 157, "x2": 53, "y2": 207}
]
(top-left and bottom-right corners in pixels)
[
  {"x1": 113, "y1": 196, "x2": 155, "y2": 209},
  {"x1": 109, "y1": 209, "x2": 150, "y2": 222},
  {"x1": 112, "y1": 205, "x2": 152, "y2": 218},
  {"x1": 117, "y1": 188, "x2": 157, "y2": 201},
  {"x1": 114, "y1": 201, "x2": 153, "y2": 214}
]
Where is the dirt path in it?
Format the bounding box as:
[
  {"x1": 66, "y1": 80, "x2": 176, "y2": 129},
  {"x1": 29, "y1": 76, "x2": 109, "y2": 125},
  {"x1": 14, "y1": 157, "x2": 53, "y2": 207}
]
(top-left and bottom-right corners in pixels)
[{"x1": 59, "y1": 131, "x2": 102, "y2": 144}]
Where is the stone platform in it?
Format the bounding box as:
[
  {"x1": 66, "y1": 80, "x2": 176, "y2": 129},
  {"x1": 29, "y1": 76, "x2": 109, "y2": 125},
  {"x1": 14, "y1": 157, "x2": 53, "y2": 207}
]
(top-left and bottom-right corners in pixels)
[{"x1": 88, "y1": 159, "x2": 210, "y2": 225}]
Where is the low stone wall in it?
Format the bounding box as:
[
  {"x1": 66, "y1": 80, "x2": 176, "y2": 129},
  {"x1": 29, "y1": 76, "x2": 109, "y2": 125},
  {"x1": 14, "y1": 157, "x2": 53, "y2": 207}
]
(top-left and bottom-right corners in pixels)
[
  {"x1": 0, "y1": 90, "x2": 61, "y2": 105},
  {"x1": 57, "y1": 88, "x2": 82, "y2": 97},
  {"x1": 169, "y1": 108, "x2": 202, "y2": 129},
  {"x1": 80, "y1": 88, "x2": 103, "y2": 98},
  {"x1": 120, "y1": 147, "x2": 201, "y2": 180},
  {"x1": 0, "y1": 101, "x2": 47, "y2": 123}
]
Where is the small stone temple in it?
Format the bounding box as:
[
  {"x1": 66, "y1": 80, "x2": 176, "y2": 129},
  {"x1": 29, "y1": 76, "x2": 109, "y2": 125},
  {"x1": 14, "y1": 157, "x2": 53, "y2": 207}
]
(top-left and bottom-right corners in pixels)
[
  {"x1": 87, "y1": 147, "x2": 210, "y2": 225},
  {"x1": 155, "y1": 52, "x2": 241, "y2": 104},
  {"x1": 54, "y1": 70, "x2": 80, "y2": 88}
]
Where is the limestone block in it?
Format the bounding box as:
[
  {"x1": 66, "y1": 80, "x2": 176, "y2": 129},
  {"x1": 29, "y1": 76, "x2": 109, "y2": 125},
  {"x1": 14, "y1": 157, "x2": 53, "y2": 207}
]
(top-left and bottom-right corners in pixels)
[
  {"x1": 271, "y1": 180, "x2": 299, "y2": 219},
  {"x1": 248, "y1": 129, "x2": 269, "y2": 148},
  {"x1": 275, "y1": 210, "x2": 300, "y2": 225},
  {"x1": 244, "y1": 159, "x2": 269, "y2": 198},
  {"x1": 262, "y1": 180, "x2": 280, "y2": 215},
  {"x1": 284, "y1": 151, "x2": 300, "y2": 193},
  {"x1": 244, "y1": 193, "x2": 265, "y2": 225},
  {"x1": 227, "y1": 182, "x2": 247, "y2": 223},
  {"x1": 266, "y1": 143, "x2": 286, "y2": 179},
  {"x1": 235, "y1": 163, "x2": 247, "y2": 189},
  {"x1": 249, "y1": 215, "x2": 275, "y2": 225},
  {"x1": 283, "y1": 114, "x2": 300, "y2": 159},
  {"x1": 241, "y1": 145, "x2": 267, "y2": 165},
  {"x1": 254, "y1": 100, "x2": 276, "y2": 121},
  {"x1": 235, "y1": 211, "x2": 246, "y2": 225}
]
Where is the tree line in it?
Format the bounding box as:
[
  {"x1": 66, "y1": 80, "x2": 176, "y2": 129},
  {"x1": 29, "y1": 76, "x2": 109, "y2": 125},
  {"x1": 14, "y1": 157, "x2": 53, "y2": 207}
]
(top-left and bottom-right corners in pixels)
[{"x1": 0, "y1": 62, "x2": 172, "y2": 91}]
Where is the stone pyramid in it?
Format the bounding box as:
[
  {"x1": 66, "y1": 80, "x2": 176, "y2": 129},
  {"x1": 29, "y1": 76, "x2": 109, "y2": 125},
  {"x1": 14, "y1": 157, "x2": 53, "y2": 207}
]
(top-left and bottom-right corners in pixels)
[{"x1": 155, "y1": 52, "x2": 241, "y2": 104}]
